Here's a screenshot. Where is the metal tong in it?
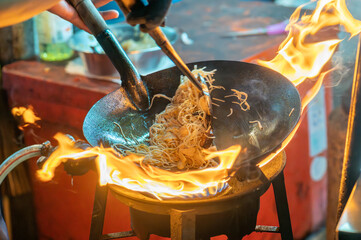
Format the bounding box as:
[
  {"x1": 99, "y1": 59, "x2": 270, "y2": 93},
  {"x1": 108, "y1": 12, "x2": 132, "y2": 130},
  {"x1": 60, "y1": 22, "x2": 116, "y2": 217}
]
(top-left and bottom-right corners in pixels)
[
  {"x1": 67, "y1": 0, "x2": 211, "y2": 112},
  {"x1": 115, "y1": 0, "x2": 209, "y2": 95}
]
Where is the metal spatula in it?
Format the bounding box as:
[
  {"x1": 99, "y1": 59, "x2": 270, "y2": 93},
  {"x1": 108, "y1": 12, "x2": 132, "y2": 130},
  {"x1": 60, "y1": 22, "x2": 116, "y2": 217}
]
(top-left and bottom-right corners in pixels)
[{"x1": 67, "y1": 0, "x2": 211, "y2": 112}]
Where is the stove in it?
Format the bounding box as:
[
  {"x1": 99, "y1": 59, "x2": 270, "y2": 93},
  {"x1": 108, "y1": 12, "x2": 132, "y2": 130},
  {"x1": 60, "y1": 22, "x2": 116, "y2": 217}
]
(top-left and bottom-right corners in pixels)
[{"x1": 89, "y1": 151, "x2": 293, "y2": 240}]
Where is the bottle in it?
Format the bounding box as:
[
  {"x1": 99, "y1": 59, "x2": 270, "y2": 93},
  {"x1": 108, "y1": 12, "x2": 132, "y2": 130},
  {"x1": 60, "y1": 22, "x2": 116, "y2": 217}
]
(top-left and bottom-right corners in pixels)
[{"x1": 35, "y1": 12, "x2": 74, "y2": 61}]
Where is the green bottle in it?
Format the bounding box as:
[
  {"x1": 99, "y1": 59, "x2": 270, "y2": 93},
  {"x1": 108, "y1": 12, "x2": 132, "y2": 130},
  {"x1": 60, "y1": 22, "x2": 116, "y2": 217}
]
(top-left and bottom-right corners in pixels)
[{"x1": 35, "y1": 12, "x2": 74, "y2": 61}]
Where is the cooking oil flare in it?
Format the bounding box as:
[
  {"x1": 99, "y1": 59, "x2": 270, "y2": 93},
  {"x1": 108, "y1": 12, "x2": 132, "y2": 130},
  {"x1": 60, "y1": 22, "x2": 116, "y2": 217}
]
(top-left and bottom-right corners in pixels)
[
  {"x1": 11, "y1": 105, "x2": 40, "y2": 130},
  {"x1": 257, "y1": 0, "x2": 361, "y2": 167},
  {"x1": 37, "y1": 133, "x2": 241, "y2": 199},
  {"x1": 258, "y1": 0, "x2": 361, "y2": 87}
]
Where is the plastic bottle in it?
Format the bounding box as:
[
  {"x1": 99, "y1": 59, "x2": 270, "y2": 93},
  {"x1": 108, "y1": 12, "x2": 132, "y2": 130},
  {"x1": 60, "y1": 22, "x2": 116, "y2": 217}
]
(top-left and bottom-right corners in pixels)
[{"x1": 35, "y1": 12, "x2": 73, "y2": 61}]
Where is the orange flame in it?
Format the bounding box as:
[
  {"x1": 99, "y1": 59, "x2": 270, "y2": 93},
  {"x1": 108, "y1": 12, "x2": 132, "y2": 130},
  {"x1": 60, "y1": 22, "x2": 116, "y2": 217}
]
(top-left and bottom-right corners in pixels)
[
  {"x1": 257, "y1": 0, "x2": 361, "y2": 166},
  {"x1": 11, "y1": 105, "x2": 40, "y2": 130},
  {"x1": 38, "y1": 0, "x2": 361, "y2": 199},
  {"x1": 259, "y1": 0, "x2": 361, "y2": 86},
  {"x1": 38, "y1": 133, "x2": 241, "y2": 200}
]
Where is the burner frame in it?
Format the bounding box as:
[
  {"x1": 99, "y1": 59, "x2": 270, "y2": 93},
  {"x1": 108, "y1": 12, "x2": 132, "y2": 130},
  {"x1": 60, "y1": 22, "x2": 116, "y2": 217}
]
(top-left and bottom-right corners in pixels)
[{"x1": 89, "y1": 151, "x2": 293, "y2": 240}]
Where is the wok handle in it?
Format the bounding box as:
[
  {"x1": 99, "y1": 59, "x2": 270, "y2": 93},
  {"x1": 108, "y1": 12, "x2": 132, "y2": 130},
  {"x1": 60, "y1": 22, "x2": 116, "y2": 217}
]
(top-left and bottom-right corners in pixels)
[
  {"x1": 67, "y1": 0, "x2": 149, "y2": 111},
  {"x1": 114, "y1": 0, "x2": 203, "y2": 92}
]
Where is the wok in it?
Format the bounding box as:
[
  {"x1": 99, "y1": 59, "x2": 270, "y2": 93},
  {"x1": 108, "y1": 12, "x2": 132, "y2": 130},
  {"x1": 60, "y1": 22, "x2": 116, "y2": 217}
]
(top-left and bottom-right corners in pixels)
[{"x1": 83, "y1": 60, "x2": 301, "y2": 167}]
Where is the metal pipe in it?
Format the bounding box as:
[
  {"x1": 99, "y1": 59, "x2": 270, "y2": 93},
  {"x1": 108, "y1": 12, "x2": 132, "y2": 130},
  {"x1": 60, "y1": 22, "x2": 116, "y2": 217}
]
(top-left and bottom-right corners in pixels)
[
  {"x1": 0, "y1": 142, "x2": 51, "y2": 240},
  {"x1": 0, "y1": 142, "x2": 50, "y2": 185},
  {"x1": 337, "y1": 35, "x2": 361, "y2": 221}
]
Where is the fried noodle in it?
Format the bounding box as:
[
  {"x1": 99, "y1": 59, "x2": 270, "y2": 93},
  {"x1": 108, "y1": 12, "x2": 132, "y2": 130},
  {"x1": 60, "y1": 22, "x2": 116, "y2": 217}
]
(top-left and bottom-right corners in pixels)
[{"x1": 113, "y1": 67, "x2": 249, "y2": 171}]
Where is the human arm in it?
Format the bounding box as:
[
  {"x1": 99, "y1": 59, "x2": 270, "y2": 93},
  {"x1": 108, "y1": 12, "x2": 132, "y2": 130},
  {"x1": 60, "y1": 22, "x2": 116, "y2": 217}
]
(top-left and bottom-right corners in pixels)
[
  {"x1": 0, "y1": 0, "x2": 61, "y2": 27},
  {"x1": 0, "y1": 0, "x2": 118, "y2": 30}
]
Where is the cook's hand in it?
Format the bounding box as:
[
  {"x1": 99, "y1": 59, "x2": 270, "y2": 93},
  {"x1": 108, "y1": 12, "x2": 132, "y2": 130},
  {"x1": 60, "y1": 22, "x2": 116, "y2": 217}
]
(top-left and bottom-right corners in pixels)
[
  {"x1": 116, "y1": 0, "x2": 172, "y2": 32},
  {"x1": 48, "y1": 0, "x2": 119, "y2": 32}
]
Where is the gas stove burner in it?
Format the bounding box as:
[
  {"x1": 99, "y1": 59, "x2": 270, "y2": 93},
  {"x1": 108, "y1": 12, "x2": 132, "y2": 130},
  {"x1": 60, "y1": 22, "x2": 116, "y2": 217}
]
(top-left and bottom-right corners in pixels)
[
  {"x1": 129, "y1": 195, "x2": 259, "y2": 240},
  {"x1": 89, "y1": 151, "x2": 293, "y2": 240}
]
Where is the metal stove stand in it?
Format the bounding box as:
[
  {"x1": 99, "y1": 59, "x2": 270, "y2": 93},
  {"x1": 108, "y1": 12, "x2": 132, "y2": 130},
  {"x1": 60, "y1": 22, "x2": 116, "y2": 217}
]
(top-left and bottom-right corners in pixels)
[{"x1": 89, "y1": 154, "x2": 293, "y2": 240}]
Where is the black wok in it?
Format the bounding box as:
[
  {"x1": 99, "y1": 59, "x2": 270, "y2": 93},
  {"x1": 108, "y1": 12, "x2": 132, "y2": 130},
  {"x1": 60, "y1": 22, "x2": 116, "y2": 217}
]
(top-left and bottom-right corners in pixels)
[{"x1": 83, "y1": 60, "x2": 301, "y2": 167}]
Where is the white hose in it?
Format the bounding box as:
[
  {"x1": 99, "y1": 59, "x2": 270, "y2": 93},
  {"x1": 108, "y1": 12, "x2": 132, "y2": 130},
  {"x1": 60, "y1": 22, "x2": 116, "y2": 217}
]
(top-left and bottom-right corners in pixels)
[{"x1": 0, "y1": 144, "x2": 45, "y2": 185}]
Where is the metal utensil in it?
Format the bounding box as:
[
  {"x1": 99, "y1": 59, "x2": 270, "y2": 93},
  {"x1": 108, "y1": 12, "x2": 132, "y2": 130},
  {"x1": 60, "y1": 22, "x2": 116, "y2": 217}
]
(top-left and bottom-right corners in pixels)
[
  {"x1": 68, "y1": 24, "x2": 178, "y2": 76},
  {"x1": 67, "y1": 0, "x2": 149, "y2": 110},
  {"x1": 113, "y1": 0, "x2": 205, "y2": 93},
  {"x1": 67, "y1": 0, "x2": 211, "y2": 112},
  {"x1": 83, "y1": 60, "x2": 301, "y2": 167}
]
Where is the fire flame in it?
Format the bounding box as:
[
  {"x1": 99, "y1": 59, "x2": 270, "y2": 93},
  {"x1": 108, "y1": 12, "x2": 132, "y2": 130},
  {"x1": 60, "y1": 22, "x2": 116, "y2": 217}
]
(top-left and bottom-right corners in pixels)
[
  {"x1": 38, "y1": 133, "x2": 241, "y2": 200},
  {"x1": 38, "y1": 0, "x2": 361, "y2": 199},
  {"x1": 11, "y1": 105, "x2": 40, "y2": 130},
  {"x1": 259, "y1": 0, "x2": 361, "y2": 87},
  {"x1": 257, "y1": 0, "x2": 361, "y2": 166}
]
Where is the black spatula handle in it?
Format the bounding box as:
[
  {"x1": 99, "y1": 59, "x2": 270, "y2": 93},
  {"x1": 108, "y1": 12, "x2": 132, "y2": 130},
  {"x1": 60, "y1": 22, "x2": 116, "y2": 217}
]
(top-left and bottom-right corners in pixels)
[
  {"x1": 67, "y1": 0, "x2": 150, "y2": 110},
  {"x1": 114, "y1": 0, "x2": 203, "y2": 91}
]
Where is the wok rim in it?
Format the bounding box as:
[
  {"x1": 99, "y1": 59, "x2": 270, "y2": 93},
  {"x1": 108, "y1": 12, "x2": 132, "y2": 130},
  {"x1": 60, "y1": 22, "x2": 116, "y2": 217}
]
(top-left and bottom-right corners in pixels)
[{"x1": 83, "y1": 60, "x2": 301, "y2": 165}]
